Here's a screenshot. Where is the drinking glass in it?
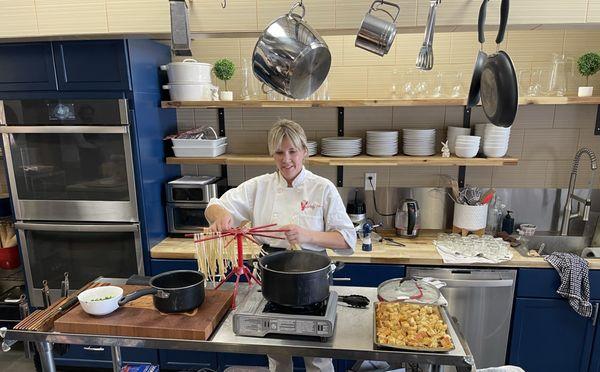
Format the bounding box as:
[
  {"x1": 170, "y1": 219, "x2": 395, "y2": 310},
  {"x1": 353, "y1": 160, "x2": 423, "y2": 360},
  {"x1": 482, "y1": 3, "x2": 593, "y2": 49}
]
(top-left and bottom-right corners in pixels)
[
  {"x1": 431, "y1": 72, "x2": 444, "y2": 97},
  {"x1": 450, "y1": 72, "x2": 464, "y2": 98},
  {"x1": 527, "y1": 69, "x2": 543, "y2": 96}
]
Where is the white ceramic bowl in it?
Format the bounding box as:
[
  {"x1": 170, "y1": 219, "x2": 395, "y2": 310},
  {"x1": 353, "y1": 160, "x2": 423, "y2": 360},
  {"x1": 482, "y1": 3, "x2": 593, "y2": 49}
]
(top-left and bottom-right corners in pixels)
[
  {"x1": 455, "y1": 135, "x2": 481, "y2": 143},
  {"x1": 455, "y1": 146, "x2": 479, "y2": 158},
  {"x1": 483, "y1": 146, "x2": 508, "y2": 157},
  {"x1": 78, "y1": 286, "x2": 124, "y2": 316}
]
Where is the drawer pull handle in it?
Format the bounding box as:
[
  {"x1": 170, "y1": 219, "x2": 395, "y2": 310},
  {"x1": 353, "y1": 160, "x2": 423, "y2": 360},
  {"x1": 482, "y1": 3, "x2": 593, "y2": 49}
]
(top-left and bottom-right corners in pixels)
[
  {"x1": 593, "y1": 303, "x2": 599, "y2": 327},
  {"x1": 83, "y1": 346, "x2": 105, "y2": 352},
  {"x1": 332, "y1": 278, "x2": 351, "y2": 281}
]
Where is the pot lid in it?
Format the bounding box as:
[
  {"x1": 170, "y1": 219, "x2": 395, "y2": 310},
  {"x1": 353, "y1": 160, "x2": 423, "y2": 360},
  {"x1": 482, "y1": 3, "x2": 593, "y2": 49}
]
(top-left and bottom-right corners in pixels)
[
  {"x1": 168, "y1": 59, "x2": 211, "y2": 66},
  {"x1": 377, "y1": 278, "x2": 440, "y2": 304}
]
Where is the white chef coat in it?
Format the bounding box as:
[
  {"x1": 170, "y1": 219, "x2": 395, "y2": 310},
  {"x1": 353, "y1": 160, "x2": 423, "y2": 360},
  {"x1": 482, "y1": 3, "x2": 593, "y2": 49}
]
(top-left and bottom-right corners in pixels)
[{"x1": 207, "y1": 167, "x2": 356, "y2": 254}]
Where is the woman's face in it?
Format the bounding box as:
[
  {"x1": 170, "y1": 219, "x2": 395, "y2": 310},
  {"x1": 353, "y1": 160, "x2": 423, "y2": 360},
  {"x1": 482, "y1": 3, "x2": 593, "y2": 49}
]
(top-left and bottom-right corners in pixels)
[{"x1": 273, "y1": 136, "x2": 307, "y2": 183}]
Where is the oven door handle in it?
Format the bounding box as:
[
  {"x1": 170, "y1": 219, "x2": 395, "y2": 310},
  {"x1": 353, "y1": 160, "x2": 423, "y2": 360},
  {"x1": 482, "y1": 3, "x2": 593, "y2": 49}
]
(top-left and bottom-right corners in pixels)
[
  {"x1": 0, "y1": 126, "x2": 127, "y2": 134},
  {"x1": 14, "y1": 222, "x2": 139, "y2": 232}
]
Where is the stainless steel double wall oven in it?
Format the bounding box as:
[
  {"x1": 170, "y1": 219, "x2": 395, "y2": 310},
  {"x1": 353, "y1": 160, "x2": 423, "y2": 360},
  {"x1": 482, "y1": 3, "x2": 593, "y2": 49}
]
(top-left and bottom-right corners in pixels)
[{"x1": 0, "y1": 99, "x2": 143, "y2": 307}]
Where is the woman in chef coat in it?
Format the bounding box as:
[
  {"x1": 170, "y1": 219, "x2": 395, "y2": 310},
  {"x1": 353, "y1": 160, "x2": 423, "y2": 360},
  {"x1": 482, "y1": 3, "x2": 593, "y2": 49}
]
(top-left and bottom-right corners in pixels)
[{"x1": 205, "y1": 119, "x2": 356, "y2": 372}]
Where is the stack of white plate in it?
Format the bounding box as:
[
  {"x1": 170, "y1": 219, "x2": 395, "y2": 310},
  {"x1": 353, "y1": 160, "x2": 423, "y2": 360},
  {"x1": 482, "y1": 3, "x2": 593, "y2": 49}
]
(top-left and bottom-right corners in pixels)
[
  {"x1": 447, "y1": 126, "x2": 471, "y2": 154},
  {"x1": 366, "y1": 131, "x2": 399, "y2": 156},
  {"x1": 307, "y1": 141, "x2": 318, "y2": 156},
  {"x1": 321, "y1": 137, "x2": 362, "y2": 157},
  {"x1": 402, "y1": 129, "x2": 436, "y2": 156},
  {"x1": 454, "y1": 135, "x2": 480, "y2": 158},
  {"x1": 483, "y1": 125, "x2": 510, "y2": 158}
]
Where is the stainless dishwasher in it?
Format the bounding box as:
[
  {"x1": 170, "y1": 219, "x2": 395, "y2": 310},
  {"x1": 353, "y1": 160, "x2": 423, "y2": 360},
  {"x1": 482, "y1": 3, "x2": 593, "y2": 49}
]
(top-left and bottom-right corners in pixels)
[{"x1": 406, "y1": 267, "x2": 517, "y2": 370}]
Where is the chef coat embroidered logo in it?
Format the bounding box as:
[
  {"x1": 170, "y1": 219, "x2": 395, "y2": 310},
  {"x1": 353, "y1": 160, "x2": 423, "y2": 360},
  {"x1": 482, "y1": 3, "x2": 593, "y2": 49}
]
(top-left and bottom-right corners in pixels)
[{"x1": 300, "y1": 200, "x2": 322, "y2": 211}]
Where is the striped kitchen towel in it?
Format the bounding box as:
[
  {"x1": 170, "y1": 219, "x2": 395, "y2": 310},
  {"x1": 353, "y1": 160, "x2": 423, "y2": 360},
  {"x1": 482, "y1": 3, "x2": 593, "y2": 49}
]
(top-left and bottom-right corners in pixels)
[{"x1": 544, "y1": 252, "x2": 592, "y2": 317}]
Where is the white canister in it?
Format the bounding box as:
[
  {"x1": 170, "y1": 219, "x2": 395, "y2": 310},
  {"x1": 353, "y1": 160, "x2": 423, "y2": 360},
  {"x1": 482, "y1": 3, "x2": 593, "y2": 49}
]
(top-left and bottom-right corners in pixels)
[
  {"x1": 163, "y1": 83, "x2": 218, "y2": 101},
  {"x1": 160, "y1": 59, "x2": 212, "y2": 84},
  {"x1": 453, "y1": 203, "x2": 488, "y2": 231}
]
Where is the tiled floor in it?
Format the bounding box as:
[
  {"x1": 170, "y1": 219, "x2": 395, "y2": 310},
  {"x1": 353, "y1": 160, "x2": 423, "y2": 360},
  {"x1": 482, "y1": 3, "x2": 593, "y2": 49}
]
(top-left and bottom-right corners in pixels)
[{"x1": 0, "y1": 344, "x2": 37, "y2": 372}]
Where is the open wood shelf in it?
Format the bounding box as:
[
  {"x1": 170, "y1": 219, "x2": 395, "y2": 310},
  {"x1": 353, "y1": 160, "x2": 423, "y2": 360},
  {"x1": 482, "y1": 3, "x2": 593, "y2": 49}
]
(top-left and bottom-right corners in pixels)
[
  {"x1": 166, "y1": 154, "x2": 519, "y2": 167},
  {"x1": 161, "y1": 96, "x2": 600, "y2": 109}
]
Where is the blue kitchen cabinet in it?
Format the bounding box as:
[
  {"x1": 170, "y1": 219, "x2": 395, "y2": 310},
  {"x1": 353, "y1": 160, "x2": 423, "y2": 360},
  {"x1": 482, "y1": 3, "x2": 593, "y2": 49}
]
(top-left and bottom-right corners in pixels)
[
  {"x1": 508, "y1": 297, "x2": 594, "y2": 372},
  {"x1": 53, "y1": 40, "x2": 131, "y2": 91},
  {"x1": 218, "y1": 352, "x2": 269, "y2": 369},
  {"x1": 54, "y1": 345, "x2": 158, "y2": 368},
  {"x1": 587, "y1": 303, "x2": 600, "y2": 372},
  {"x1": 159, "y1": 349, "x2": 218, "y2": 370},
  {"x1": 0, "y1": 43, "x2": 57, "y2": 91},
  {"x1": 332, "y1": 263, "x2": 405, "y2": 287}
]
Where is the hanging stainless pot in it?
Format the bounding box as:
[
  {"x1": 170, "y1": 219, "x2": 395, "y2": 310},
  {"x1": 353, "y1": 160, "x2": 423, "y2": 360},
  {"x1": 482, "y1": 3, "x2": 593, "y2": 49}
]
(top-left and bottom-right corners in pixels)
[
  {"x1": 355, "y1": 0, "x2": 401, "y2": 57},
  {"x1": 252, "y1": 2, "x2": 331, "y2": 100}
]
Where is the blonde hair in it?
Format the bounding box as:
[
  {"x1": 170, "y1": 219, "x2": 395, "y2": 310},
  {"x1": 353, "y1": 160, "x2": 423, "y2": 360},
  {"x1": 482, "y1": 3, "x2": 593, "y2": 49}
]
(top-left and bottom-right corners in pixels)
[{"x1": 267, "y1": 119, "x2": 308, "y2": 156}]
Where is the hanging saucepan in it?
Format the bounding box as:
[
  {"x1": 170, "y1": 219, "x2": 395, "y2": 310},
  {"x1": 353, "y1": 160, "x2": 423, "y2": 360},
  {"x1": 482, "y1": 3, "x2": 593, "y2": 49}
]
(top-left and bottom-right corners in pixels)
[
  {"x1": 259, "y1": 250, "x2": 344, "y2": 307},
  {"x1": 479, "y1": 0, "x2": 518, "y2": 128},
  {"x1": 118, "y1": 270, "x2": 205, "y2": 313},
  {"x1": 466, "y1": 0, "x2": 489, "y2": 109},
  {"x1": 252, "y1": 1, "x2": 331, "y2": 99}
]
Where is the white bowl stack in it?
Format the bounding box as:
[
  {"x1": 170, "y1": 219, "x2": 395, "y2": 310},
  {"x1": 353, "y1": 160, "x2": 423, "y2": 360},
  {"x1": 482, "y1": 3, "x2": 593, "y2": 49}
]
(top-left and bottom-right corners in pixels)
[
  {"x1": 402, "y1": 129, "x2": 436, "y2": 156},
  {"x1": 161, "y1": 59, "x2": 217, "y2": 101},
  {"x1": 366, "y1": 131, "x2": 399, "y2": 156},
  {"x1": 482, "y1": 125, "x2": 510, "y2": 158},
  {"x1": 307, "y1": 141, "x2": 318, "y2": 156},
  {"x1": 446, "y1": 126, "x2": 471, "y2": 154},
  {"x1": 321, "y1": 137, "x2": 362, "y2": 157},
  {"x1": 454, "y1": 135, "x2": 480, "y2": 158}
]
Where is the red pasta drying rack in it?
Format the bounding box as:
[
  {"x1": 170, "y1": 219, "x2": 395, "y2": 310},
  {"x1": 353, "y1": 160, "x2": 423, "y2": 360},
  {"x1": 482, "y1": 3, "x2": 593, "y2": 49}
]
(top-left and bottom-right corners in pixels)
[{"x1": 194, "y1": 223, "x2": 288, "y2": 307}]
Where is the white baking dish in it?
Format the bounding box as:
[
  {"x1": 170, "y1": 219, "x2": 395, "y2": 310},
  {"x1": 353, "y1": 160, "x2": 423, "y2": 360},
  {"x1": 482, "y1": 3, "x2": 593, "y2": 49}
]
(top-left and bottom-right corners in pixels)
[
  {"x1": 163, "y1": 83, "x2": 217, "y2": 101},
  {"x1": 172, "y1": 144, "x2": 227, "y2": 157},
  {"x1": 172, "y1": 137, "x2": 228, "y2": 148},
  {"x1": 160, "y1": 59, "x2": 212, "y2": 84}
]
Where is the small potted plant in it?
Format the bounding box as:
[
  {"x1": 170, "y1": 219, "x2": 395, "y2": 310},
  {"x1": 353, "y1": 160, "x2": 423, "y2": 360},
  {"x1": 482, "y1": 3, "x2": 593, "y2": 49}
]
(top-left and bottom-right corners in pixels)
[
  {"x1": 576, "y1": 52, "x2": 600, "y2": 97},
  {"x1": 213, "y1": 58, "x2": 235, "y2": 101}
]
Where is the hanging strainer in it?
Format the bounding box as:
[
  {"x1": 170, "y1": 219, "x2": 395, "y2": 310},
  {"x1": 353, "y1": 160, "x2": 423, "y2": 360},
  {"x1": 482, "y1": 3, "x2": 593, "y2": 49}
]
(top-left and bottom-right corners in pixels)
[{"x1": 377, "y1": 277, "x2": 440, "y2": 304}]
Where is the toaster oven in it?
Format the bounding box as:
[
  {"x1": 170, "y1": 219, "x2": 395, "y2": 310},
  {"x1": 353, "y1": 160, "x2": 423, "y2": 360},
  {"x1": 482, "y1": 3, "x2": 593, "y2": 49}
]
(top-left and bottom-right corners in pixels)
[{"x1": 165, "y1": 176, "x2": 226, "y2": 234}]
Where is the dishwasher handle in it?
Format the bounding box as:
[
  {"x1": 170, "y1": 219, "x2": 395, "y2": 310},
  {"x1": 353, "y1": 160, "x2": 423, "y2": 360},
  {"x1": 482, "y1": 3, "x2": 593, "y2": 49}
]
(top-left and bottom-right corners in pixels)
[
  {"x1": 441, "y1": 278, "x2": 514, "y2": 288},
  {"x1": 411, "y1": 275, "x2": 514, "y2": 288}
]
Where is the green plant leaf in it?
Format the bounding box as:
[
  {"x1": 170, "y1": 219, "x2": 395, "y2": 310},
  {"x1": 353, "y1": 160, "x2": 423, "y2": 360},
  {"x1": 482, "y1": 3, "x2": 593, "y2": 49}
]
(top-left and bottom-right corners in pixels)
[
  {"x1": 577, "y1": 52, "x2": 600, "y2": 77},
  {"x1": 213, "y1": 58, "x2": 236, "y2": 82}
]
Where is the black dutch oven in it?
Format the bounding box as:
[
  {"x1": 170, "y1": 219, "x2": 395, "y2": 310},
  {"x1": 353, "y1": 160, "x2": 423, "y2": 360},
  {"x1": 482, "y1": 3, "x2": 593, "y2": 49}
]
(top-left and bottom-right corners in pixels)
[
  {"x1": 118, "y1": 270, "x2": 205, "y2": 313},
  {"x1": 259, "y1": 250, "x2": 344, "y2": 307}
]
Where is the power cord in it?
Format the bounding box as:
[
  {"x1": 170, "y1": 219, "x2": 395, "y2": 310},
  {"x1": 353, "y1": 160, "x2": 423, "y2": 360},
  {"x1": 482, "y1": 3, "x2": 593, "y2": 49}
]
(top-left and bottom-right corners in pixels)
[{"x1": 368, "y1": 177, "x2": 395, "y2": 217}]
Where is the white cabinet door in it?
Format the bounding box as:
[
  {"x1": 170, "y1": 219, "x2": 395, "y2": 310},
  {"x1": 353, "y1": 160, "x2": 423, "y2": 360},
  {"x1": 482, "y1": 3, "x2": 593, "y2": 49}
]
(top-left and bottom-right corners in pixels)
[
  {"x1": 36, "y1": 0, "x2": 108, "y2": 36},
  {"x1": 107, "y1": 0, "x2": 170, "y2": 34},
  {"x1": 0, "y1": 0, "x2": 38, "y2": 38}
]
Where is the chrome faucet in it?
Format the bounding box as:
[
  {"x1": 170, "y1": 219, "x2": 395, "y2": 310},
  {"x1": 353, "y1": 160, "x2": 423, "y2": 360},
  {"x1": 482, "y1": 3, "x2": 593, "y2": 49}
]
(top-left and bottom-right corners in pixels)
[{"x1": 561, "y1": 147, "x2": 598, "y2": 236}]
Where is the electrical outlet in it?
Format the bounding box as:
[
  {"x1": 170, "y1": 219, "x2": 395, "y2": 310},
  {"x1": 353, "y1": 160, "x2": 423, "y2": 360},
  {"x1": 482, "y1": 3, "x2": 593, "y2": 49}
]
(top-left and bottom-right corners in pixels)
[{"x1": 365, "y1": 173, "x2": 377, "y2": 191}]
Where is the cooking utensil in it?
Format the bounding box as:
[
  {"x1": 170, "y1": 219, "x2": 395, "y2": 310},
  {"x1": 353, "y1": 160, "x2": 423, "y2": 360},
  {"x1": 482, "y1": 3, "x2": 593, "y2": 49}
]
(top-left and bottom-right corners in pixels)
[
  {"x1": 60, "y1": 272, "x2": 69, "y2": 298},
  {"x1": 480, "y1": 0, "x2": 518, "y2": 128},
  {"x1": 467, "y1": 0, "x2": 489, "y2": 108},
  {"x1": 259, "y1": 250, "x2": 344, "y2": 307},
  {"x1": 379, "y1": 237, "x2": 405, "y2": 247},
  {"x1": 416, "y1": 0, "x2": 441, "y2": 70},
  {"x1": 479, "y1": 188, "x2": 496, "y2": 205},
  {"x1": 253, "y1": 1, "x2": 331, "y2": 99},
  {"x1": 118, "y1": 270, "x2": 205, "y2": 313},
  {"x1": 42, "y1": 280, "x2": 50, "y2": 309},
  {"x1": 339, "y1": 294, "x2": 370, "y2": 308},
  {"x1": 355, "y1": 0, "x2": 401, "y2": 57}
]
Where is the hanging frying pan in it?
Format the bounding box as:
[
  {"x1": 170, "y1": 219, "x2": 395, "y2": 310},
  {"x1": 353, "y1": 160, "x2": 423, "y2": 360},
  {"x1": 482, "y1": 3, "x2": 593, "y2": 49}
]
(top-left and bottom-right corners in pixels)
[
  {"x1": 466, "y1": 0, "x2": 489, "y2": 109},
  {"x1": 480, "y1": 0, "x2": 518, "y2": 128}
]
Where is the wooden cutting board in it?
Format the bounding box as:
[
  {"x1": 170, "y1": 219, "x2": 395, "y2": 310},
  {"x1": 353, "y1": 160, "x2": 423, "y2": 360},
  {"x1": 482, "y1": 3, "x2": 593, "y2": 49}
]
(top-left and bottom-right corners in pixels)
[{"x1": 54, "y1": 285, "x2": 233, "y2": 340}]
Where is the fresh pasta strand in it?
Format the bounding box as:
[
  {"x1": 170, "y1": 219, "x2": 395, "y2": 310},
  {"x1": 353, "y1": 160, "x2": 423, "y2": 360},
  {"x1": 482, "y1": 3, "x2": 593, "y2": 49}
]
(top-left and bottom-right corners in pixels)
[{"x1": 194, "y1": 229, "x2": 239, "y2": 284}]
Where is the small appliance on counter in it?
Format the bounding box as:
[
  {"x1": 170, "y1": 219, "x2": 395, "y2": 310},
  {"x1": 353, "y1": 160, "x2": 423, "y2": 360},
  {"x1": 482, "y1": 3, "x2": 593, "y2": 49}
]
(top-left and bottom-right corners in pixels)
[
  {"x1": 347, "y1": 189, "x2": 366, "y2": 233},
  {"x1": 166, "y1": 176, "x2": 227, "y2": 235},
  {"x1": 395, "y1": 198, "x2": 420, "y2": 238}
]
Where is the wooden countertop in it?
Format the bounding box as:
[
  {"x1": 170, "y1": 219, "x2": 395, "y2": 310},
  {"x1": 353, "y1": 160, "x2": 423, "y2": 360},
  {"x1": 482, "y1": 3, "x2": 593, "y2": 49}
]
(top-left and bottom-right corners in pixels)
[{"x1": 150, "y1": 231, "x2": 600, "y2": 269}]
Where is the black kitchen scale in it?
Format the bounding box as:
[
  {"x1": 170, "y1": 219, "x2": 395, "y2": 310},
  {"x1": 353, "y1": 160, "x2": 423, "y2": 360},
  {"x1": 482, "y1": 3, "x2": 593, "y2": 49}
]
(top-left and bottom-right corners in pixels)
[{"x1": 232, "y1": 286, "x2": 338, "y2": 341}]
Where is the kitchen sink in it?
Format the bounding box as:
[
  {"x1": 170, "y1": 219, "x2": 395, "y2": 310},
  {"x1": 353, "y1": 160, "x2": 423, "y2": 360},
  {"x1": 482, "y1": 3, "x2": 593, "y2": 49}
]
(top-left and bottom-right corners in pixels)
[{"x1": 514, "y1": 234, "x2": 593, "y2": 258}]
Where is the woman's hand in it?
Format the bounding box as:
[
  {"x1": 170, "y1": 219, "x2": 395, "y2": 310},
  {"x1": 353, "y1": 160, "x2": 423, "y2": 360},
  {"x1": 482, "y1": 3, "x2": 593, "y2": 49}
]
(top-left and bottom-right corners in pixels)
[
  {"x1": 209, "y1": 213, "x2": 233, "y2": 232},
  {"x1": 281, "y1": 224, "x2": 313, "y2": 245}
]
